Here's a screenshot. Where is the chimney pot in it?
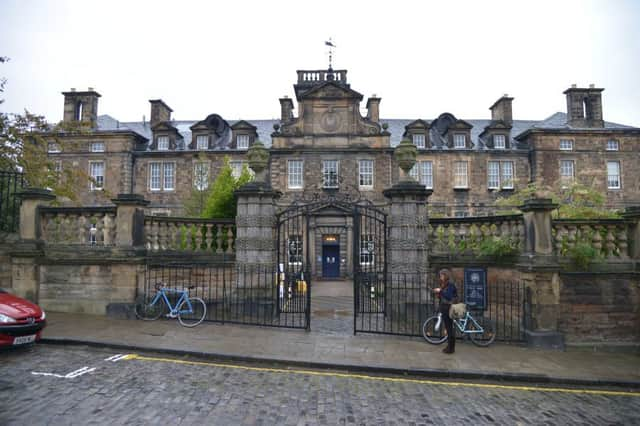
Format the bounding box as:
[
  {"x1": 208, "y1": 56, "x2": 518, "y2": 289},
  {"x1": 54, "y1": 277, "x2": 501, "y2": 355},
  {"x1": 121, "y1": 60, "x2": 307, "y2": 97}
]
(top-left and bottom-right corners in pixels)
[
  {"x1": 589, "y1": 83, "x2": 595, "y2": 88},
  {"x1": 88, "y1": 87, "x2": 94, "y2": 91},
  {"x1": 70, "y1": 88, "x2": 76, "y2": 92},
  {"x1": 503, "y1": 93, "x2": 508, "y2": 97},
  {"x1": 571, "y1": 84, "x2": 577, "y2": 88}
]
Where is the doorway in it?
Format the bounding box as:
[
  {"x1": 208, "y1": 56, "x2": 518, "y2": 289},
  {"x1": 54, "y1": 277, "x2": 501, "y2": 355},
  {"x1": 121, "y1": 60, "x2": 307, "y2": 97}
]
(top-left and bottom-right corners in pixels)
[{"x1": 321, "y1": 235, "x2": 340, "y2": 278}]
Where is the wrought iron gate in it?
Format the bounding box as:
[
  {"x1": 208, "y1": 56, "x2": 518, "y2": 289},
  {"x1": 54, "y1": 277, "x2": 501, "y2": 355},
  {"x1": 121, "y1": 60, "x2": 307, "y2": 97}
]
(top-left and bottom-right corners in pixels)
[{"x1": 276, "y1": 204, "x2": 311, "y2": 330}]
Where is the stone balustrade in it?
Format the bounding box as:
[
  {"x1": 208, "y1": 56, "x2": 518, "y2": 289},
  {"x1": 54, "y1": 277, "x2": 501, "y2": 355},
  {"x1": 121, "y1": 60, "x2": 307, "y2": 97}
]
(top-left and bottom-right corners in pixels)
[
  {"x1": 552, "y1": 219, "x2": 630, "y2": 259},
  {"x1": 40, "y1": 207, "x2": 117, "y2": 246},
  {"x1": 144, "y1": 216, "x2": 235, "y2": 253},
  {"x1": 428, "y1": 214, "x2": 525, "y2": 255}
]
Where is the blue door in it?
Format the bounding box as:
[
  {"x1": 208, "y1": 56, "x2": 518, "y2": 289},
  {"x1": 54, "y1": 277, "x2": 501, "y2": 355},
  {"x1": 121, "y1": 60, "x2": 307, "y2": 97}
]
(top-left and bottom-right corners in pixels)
[{"x1": 322, "y1": 245, "x2": 340, "y2": 278}]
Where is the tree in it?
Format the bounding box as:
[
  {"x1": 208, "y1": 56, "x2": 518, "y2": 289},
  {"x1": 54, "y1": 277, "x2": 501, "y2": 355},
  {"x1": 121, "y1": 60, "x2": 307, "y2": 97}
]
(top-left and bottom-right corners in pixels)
[
  {"x1": 182, "y1": 153, "x2": 212, "y2": 217},
  {"x1": 201, "y1": 157, "x2": 253, "y2": 219},
  {"x1": 0, "y1": 56, "x2": 95, "y2": 202}
]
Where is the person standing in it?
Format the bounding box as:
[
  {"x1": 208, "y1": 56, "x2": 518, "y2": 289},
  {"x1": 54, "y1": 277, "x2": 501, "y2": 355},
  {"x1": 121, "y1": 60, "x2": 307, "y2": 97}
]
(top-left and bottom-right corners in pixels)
[{"x1": 434, "y1": 268, "x2": 458, "y2": 354}]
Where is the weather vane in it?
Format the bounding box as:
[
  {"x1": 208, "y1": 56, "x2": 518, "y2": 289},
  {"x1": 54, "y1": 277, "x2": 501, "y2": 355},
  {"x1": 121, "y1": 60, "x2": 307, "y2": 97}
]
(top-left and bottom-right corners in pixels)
[{"x1": 325, "y1": 38, "x2": 336, "y2": 70}]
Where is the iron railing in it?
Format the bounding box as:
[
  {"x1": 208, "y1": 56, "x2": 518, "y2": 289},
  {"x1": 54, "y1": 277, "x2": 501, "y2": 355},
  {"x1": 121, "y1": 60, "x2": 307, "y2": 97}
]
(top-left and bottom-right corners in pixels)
[
  {"x1": 141, "y1": 262, "x2": 310, "y2": 330},
  {"x1": 0, "y1": 171, "x2": 25, "y2": 233},
  {"x1": 354, "y1": 273, "x2": 527, "y2": 342}
]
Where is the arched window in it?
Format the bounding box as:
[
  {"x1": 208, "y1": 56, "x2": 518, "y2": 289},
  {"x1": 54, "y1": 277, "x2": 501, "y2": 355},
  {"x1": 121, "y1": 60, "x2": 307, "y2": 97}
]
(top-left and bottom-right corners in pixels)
[{"x1": 75, "y1": 101, "x2": 84, "y2": 121}]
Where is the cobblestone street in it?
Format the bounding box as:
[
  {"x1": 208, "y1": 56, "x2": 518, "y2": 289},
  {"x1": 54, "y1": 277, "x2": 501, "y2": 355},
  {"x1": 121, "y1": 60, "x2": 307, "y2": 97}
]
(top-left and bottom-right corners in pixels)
[{"x1": 0, "y1": 344, "x2": 638, "y2": 425}]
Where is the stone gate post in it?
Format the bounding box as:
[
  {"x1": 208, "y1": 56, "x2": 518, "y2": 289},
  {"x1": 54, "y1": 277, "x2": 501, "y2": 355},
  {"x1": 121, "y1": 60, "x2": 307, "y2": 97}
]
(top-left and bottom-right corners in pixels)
[
  {"x1": 11, "y1": 188, "x2": 55, "y2": 302},
  {"x1": 383, "y1": 140, "x2": 432, "y2": 275},
  {"x1": 622, "y1": 206, "x2": 640, "y2": 260},
  {"x1": 519, "y1": 198, "x2": 564, "y2": 349}
]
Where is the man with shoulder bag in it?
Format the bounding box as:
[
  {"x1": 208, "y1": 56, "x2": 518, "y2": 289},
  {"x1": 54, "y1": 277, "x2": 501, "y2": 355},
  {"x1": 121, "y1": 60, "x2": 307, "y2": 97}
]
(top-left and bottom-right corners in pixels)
[{"x1": 433, "y1": 268, "x2": 458, "y2": 354}]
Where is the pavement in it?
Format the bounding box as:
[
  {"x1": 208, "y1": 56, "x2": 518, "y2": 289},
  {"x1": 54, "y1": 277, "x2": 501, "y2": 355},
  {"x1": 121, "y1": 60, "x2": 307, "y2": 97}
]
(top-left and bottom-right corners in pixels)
[{"x1": 41, "y1": 311, "x2": 640, "y2": 388}]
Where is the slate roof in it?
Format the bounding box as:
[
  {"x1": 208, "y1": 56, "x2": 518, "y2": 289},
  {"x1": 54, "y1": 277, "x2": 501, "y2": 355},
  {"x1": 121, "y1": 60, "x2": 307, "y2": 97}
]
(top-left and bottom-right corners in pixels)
[{"x1": 95, "y1": 112, "x2": 637, "y2": 151}]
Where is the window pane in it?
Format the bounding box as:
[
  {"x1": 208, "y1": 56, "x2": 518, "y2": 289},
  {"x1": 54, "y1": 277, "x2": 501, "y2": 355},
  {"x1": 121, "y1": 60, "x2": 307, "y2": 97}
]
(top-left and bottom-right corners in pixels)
[
  {"x1": 454, "y1": 134, "x2": 465, "y2": 149},
  {"x1": 607, "y1": 161, "x2": 620, "y2": 188},
  {"x1": 150, "y1": 162, "x2": 161, "y2": 190},
  {"x1": 422, "y1": 161, "x2": 433, "y2": 188},
  {"x1": 196, "y1": 135, "x2": 208, "y2": 150},
  {"x1": 322, "y1": 160, "x2": 339, "y2": 188},
  {"x1": 194, "y1": 162, "x2": 209, "y2": 190},
  {"x1": 560, "y1": 139, "x2": 573, "y2": 150},
  {"x1": 163, "y1": 163, "x2": 174, "y2": 190},
  {"x1": 359, "y1": 160, "x2": 373, "y2": 187},
  {"x1": 237, "y1": 135, "x2": 249, "y2": 150},
  {"x1": 501, "y1": 161, "x2": 514, "y2": 188},
  {"x1": 409, "y1": 164, "x2": 419, "y2": 181},
  {"x1": 560, "y1": 160, "x2": 574, "y2": 178},
  {"x1": 607, "y1": 140, "x2": 619, "y2": 151},
  {"x1": 412, "y1": 134, "x2": 425, "y2": 148},
  {"x1": 157, "y1": 137, "x2": 169, "y2": 151},
  {"x1": 360, "y1": 235, "x2": 375, "y2": 265},
  {"x1": 288, "y1": 160, "x2": 303, "y2": 189},
  {"x1": 288, "y1": 235, "x2": 303, "y2": 264},
  {"x1": 488, "y1": 161, "x2": 500, "y2": 188},
  {"x1": 90, "y1": 162, "x2": 104, "y2": 190},
  {"x1": 454, "y1": 162, "x2": 468, "y2": 187},
  {"x1": 494, "y1": 135, "x2": 505, "y2": 149},
  {"x1": 91, "y1": 142, "x2": 105, "y2": 152}
]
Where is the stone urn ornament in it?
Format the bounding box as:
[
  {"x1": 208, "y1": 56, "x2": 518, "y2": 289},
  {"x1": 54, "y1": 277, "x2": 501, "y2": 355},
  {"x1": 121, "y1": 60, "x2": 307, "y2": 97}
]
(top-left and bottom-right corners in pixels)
[
  {"x1": 394, "y1": 139, "x2": 417, "y2": 182},
  {"x1": 247, "y1": 140, "x2": 269, "y2": 183}
]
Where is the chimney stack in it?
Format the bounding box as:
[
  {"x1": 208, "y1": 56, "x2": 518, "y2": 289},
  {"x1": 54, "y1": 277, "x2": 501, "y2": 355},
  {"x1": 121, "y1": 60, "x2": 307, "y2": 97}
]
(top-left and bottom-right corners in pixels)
[
  {"x1": 61, "y1": 87, "x2": 101, "y2": 128},
  {"x1": 149, "y1": 99, "x2": 173, "y2": 128},
  {"x1": 489, "y1": 94, "x2": 514, "y2": 126},
  {"x1": 563, "y1": 85, "x2": 604, "y2": 128},
  {"x1": 279, "y1": 96, "x2": 294, "y2": 123},
  {"x1": 366, "y1": 95, "x2": 381, "y2": 123}
]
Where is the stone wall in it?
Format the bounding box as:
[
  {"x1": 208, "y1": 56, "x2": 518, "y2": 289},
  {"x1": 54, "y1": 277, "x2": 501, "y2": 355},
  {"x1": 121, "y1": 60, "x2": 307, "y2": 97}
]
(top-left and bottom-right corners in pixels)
[{"x1": 559, "y1": 272, "x2": 640, "y2": 344}]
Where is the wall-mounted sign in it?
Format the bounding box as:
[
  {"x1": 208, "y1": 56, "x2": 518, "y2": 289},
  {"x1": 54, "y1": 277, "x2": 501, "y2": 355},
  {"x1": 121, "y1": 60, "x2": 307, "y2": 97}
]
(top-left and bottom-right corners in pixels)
[{"x1": 464, "y1": 267, "x2": 487, "y2": 310}]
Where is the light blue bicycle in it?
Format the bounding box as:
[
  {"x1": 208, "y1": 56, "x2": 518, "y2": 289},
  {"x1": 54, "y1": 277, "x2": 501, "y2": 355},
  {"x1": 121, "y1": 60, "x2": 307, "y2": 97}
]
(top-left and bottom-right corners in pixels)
[
  {"x1": 135, "y1": 282, "x2": 207, "y2": 327},
  {"x1": 422, "y1": 308, "x2": 496, "y2": 347}
]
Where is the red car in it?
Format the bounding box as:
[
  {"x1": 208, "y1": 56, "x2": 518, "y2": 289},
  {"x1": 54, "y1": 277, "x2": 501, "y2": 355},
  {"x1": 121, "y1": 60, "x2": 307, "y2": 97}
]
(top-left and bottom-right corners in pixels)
[{"x1": 0, "y1": 288, "x2": 46, "y2": 347}]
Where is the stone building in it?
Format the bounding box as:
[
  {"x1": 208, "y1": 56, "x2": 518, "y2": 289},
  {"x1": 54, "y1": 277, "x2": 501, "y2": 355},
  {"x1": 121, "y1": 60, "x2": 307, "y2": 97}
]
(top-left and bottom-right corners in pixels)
[{"x1": 47, "y1": 69, "x2": 640, "y2": 277}]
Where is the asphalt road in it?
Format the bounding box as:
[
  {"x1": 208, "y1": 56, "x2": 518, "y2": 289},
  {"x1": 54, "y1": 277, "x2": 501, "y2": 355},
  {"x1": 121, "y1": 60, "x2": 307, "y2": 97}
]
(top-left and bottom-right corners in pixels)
[{"x1": 1, "y1": 344, "x2": 639, "y2": 425}]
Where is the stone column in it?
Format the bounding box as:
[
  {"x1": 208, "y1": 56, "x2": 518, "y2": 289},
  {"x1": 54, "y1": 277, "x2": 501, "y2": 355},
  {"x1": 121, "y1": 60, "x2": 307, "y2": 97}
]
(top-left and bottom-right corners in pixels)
[
  {"x1": 518, "y1": 197, "x2": 563, "y2": 349},
  {"x1": 108, "y1": 194, "x2": 149, "y2": 318},
  {"x1": 111, "y1": 194, "x2": 149, "y2": 248},
  {"x1": 11, "y1": 188, "x2": 56, "y2": 302},
  {"x1": 383, "y1": 140, "x2": 432, "y2": 275},
  {"x1": 622, "y1": 206, "x2": 640, "y2": 260}
]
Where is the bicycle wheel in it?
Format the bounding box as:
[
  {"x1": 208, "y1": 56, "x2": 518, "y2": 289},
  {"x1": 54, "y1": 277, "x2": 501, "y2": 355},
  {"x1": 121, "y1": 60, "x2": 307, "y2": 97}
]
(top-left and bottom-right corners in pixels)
[
  {"x1": 469, "y1": 315, "x2": 496, "y2": 347},
  {"x1": 422, "y1": 316, "x2": 448, "y2": 345},
  {"x1": 134, "y1": 295, "x2": 164, "y2": 320},
  {"x1": 178, "y1": 297, "x2": 207, "y2": 327}
]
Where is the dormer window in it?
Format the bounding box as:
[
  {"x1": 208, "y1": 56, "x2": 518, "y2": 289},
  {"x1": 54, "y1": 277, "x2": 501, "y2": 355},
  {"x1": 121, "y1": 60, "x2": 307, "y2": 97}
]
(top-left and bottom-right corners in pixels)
[
  {"x1": 606, "y1": 140, "x2": 619, "y2": 151},
  {"x1": 157, "y1": 136, "x2": 169, "y2": 151},
  {"x1": 412, "y1": 134, "x2": 425, "y2": 149},
  {"x1": 196, "y1": 135, "x2": 208, "y2": 150},
  {"x1": 493, "y1": 134, "x2": 506, "y2": 149},
  {"x1": 237, "y1": 134, "x2": 249, "y2": 150},
  {"x1": 560, "y1": 139, "x2": 573, "y2": 151},
  {"x1": 453, "y1": 134, "x2": 466, "y2": 149}
]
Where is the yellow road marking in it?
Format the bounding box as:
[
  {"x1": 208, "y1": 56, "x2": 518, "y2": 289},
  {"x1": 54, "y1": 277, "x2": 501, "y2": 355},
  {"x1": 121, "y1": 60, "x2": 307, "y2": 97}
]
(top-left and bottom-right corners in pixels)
[{"x1": 123, "y1": 354, "x2": 640, "y2": 398}]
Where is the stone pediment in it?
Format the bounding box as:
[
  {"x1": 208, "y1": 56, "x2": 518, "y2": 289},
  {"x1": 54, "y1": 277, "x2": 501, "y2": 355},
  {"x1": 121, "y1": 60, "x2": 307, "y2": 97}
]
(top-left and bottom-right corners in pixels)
[
  {"x1": 300, "y1": 82, "x2": 363, "y2": 101},
  {"x1": 231, "y1": 120, "x2": 257, "y2": 131}
]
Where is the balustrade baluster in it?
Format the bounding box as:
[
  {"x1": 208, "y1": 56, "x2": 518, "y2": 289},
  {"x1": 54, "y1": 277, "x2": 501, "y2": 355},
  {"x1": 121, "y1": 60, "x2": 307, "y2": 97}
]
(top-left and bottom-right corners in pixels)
[
  {"x1": 195, "y1": 222, "x2": 204, "y2": 251},
  {"x1": 605, "y1": 225, "x2": 616, "y2": 258},
  {"x1": 95, "y1": 214, "x2": 105, "y2": 245},
  {"x1": 144, "y1": 220, "x2": 152, "y2": 250},
  {"x1": 151, "y1": 221, "x2": 160, "y2": 251},
  {"x1": 226, "y1": 225, "x2": 234, "y2": 253},
  {"x1": 77, "y1": 214, "x2": 87, "y2": 244},
  {"x1": 617, "y1": 224, "x2": 628, "y2": 259},
  {"x1": 159, "y1": 221, "x2": 169, "y2": 251},
  {"x1": 592, "y1": 225, "x2": 603, "y2": 255},
  {"x1": 205, "y1": 224, "x2": 214, "y2": 252},
  {"x1": 216, "y1": 224, "x2": 223, "y2": 253},
  {"x1": 103, "y1": 213, "x2": 113, "y2": 245}
]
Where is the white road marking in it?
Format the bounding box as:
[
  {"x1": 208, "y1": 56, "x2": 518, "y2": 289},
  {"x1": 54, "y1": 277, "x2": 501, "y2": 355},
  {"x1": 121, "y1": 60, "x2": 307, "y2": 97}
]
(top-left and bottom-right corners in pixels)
[{"x1": 31, "y1": 366, "x2": 96, "y2": 379}]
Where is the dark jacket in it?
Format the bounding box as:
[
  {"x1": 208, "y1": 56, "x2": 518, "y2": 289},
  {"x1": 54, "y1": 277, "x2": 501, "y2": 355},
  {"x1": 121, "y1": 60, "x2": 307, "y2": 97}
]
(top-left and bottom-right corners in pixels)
[{"x1": 439, "y1": 282, "x2": 458, "y2": 305}]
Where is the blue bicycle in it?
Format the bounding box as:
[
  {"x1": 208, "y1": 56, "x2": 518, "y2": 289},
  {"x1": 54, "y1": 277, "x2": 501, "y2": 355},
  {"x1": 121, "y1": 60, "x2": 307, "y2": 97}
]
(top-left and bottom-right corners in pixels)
[
  {"x1": 422, "y1": 308, "x2": 496, "y2": 347},
  {"x1": 135, "y1": 282, "x2": 207, "y2": 327}
]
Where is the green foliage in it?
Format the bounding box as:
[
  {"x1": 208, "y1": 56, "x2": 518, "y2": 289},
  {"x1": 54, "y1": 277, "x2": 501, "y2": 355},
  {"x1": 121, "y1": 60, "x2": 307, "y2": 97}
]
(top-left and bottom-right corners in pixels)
[
  {"x1": 495, "y1": 181, "x2": 620, "y2": 219},
  {"x1": 1, "y1": 56, "x2": 96, "y2": 203},
  {"x1": 183, "y1": 154, "x2": 211, "y2": 217},
  {"x1": 476, "y1": 236, "x2": 519, "y2": 259},
  {"x1": 201, "y1": 157, "x2": 253, "y2": 219},
  {"x1": 565, "y1": 241, "x2": 601, "y2": 269}
]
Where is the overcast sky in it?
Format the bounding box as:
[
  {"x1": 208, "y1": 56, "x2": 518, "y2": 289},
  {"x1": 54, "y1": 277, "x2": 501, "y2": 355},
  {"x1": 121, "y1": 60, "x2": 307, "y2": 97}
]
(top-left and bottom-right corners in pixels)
[{"x1": 1, "y1": 0, "x2": 639, "y2": 126}]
